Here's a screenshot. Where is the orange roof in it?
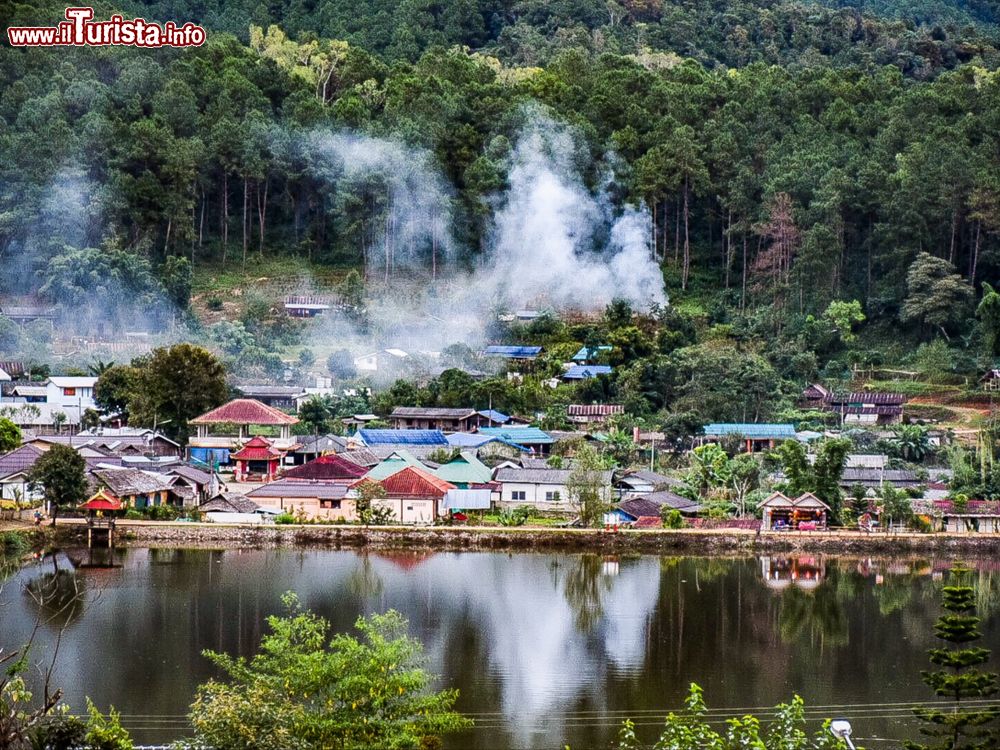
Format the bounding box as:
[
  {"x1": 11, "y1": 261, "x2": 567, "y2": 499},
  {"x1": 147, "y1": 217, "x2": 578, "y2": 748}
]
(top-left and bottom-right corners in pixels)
[
  {"x1": 79, "y1": 489, "x2": 123, "y2": 511},
  {"x1": 190, "y1": 399, "x2": 299, "y2": 426},
  {"x1": 230, "y1": 436, "x2": 285, "y2": 460},
  {"x1": 368, "y1": 466, "x2": 455, "y2": 497}
]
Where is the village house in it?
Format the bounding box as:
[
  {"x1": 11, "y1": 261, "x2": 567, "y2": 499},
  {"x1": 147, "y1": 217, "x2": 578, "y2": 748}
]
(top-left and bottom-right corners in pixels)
[
  {"x1": 0, "y1": 444, "x2": 45, "y2": 502},
  {"x1": 701, "y1": 423, "x2": 798, "y2": 452},
  {"x1": 433, "y1": 452, "x2": 493, "y2": 488},
  {"x1": 389, "y1": 407, "x2": 480, "y2": 431},
  {"x1": 914, "y1": 499, "x2": 1000, "y2": 533},
  {"x1": 482, "y1": 345, "x2": 541, "y2": 360},
  {"x1": 356, "y1": 428, "x2": 449, "y2": 447},
  {"x1": 478, "y1": 427, "x2": 554, "y2": 455},
  {"x1": 571, "y1": 345, "x2": 612, "y2": 363},
  {"x1": 9, "y1": 384, "x2": 46, "y2": 402},
  {"x1": 759, "y1": 492, "x2": 831, "y2": 530},
  {"x1": 187, "y1": 398, "x2": 299, "y2": 466},
  {"x1": 981, "y1": 369, "x2": 1000, "y2": 392},
  {"x1": 42, "y1": 428, "x2": 181, "y2": 457},
  {"x1": 91, "y1": 467, "x2": 176, "y2": 509},
  {"x1": 0, "y1": 361, "x2": 25, "y2": 382},
  {"x1": 163, "y1": 464, "x2": 218, "y2": 504},
  {"x1": 567, "y1": 404, "x2": 624, "y2": 425},
  {"x1": 493, "y1": 466, "x2": 613, "y2": 513},
  {"x1": 355, "y1": 466, "x2": 454, "y2": 524},
  {"x1": 615, "y1": 469, "x2": 684, "y2": 497},
  {"x1": 287, "y1": 434, "x2": 350, "y2": 465},
  {"x1": 562, "y1": 365, "x2": 613, "y2": 381},
  {"x1": 45, "y1": 377, "x2": 98, "y2": 410},
  {"x1": 246, "y1": 479, "x2": 355, "y2": 521},
  {"x1": 198, "y1": 493, "x2": 265, "y2": 524},
  {"x1": 605, "y1": 491, "x2": 702, "y2": 526},
  {"x1": 235, "y1": 385, "x2": 307, "y2": 410},
  {"x1": 284, "y1": 295, "x2": 331, "y2": 317},
  {"x1": 800, "y1": 383, "x2": 906, "y2": 425},
  {"x1": 284, "y1": 453, "x2": 367, "y2": 482}
]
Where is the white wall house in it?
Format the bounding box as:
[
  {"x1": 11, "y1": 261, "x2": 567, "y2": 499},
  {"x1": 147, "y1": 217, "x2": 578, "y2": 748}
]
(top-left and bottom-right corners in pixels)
[
  {"x1": 494, "y1": 467, "x2": 613, "y2": 513},
  {"x1": 45, "y1": 377, "x2": 98, "y2": 409}
]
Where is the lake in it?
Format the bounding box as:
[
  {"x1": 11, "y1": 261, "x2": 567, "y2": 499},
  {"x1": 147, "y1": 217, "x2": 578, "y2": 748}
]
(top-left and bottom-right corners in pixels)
[{"x1": 2, "y1": 548, "x2": 998, "y2": 749}]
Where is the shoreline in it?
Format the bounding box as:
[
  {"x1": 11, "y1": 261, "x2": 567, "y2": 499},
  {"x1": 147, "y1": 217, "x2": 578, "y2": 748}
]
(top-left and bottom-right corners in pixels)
[{"x1": 36, "y1": 521, "x2": 1000, "y2": 555}]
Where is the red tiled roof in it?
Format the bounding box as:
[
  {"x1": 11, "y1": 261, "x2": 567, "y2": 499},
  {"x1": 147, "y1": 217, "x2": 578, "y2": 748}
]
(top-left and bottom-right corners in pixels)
[
  {"x1": 231, "y1": 436, "x2": 284, "y2": 460},
  {"x1": 633, "y1": 515, "x2": 662, "y2": 528},
  {"x1": 79, "y1": 489, "x2": 123, "y2": 511},
  {"x1": 371, "y1": 466, "x2": 455, "y2": 497},
  {"x1": 190, "y1": 399, "x2": 299, "y2": 426},
  {"x1": 284, "y1": 454, "x2": 367, "y2": 480}
]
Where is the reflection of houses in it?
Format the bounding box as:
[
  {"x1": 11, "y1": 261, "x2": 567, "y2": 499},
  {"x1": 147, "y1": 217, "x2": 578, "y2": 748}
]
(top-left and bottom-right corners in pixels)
[
  {"x1": 760, "y1": 556, "x2": 826, "y2": 591},
  {"x1": 760, "y1": 492, "x2": 831, "y2": 529},
  {"x1": 800, "y1": 383, "x2": 905, "y2": 425},
  {"x1": 188, "y1": 399, "x2": 299, "y2": 466},
  {"x1": 702, "y1": 423, "x2": 797, "y2": 452}
]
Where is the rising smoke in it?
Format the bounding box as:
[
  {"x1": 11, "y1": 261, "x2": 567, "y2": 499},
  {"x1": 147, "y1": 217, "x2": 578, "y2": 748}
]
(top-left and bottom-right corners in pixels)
[{"x1": 303, "y1": 108, "x2": 667, "y2": 367}]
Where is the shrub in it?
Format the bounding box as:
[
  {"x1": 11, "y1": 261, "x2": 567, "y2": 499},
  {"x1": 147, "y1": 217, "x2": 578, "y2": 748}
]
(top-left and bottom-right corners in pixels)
[
  {"x1": 661, "y1": 508, "x2": 684, "y2": 529},
  {"x1": 124, "y1": 509, "x2": 144, "y2": 520},
  {"x1": 206, "y1": 296, "x2": 224, "y2": 311},
  {"x1": 0, "y1": 530, "x2": 29, "y2": 557},
  {"x1": 274, "y1": 512, "x2": 296, "y2": 525}
]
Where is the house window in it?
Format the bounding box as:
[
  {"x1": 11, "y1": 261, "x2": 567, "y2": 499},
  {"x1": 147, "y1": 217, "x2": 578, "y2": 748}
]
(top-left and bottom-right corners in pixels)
[
  {"x1": 63, "y1": 387, "x2": 76, "y2": 396},
  {"x1": 545, "y1": 491, "x2": 561, "y2": 502},
  {"x1": 321, "y1": 500, "x2": 342, "y2": 509},
  {"x1": 511, "y1": 490, "x2": 526, "y2": 501}
]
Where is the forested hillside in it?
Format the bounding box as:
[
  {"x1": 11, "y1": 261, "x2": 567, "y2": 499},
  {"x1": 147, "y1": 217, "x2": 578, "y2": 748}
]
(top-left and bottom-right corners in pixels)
[{"x1": 1, "y1": 0, "x2": 1000, "y2": 385}]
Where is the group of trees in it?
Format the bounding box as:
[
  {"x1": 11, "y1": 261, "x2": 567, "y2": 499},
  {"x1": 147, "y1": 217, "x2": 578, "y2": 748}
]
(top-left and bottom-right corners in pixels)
[{"x1": 4, "y1": 0, "x2": 1000, "y2": 339}]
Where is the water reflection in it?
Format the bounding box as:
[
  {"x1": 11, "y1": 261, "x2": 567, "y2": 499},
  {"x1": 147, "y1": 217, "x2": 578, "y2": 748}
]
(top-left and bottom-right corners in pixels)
[{"x1": 0, "y1": 550, "x2": 998, "y2": 749}]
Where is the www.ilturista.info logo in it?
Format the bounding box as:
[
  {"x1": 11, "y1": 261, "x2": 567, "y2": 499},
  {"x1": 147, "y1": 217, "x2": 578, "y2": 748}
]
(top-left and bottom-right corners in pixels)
[{"x1": 7, "y1": 7, "x2": 206, "y2": 47}]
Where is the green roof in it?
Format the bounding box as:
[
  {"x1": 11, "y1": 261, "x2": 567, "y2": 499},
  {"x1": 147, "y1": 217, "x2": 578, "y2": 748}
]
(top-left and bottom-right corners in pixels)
[
  {"x1": 365, "y1": 450, "x2": 424, "y2": 480},
  {"x1": 433, "y1": 452, "x2": 493, "y2": 486}
]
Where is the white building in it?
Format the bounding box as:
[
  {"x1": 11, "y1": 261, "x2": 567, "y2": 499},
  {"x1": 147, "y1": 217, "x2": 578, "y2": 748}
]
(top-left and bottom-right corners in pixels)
[
  {"x1": 493, "y1": 467, "x2": 613, "y2": 513},
  {"x1": 45, "y1": 377, "x2": 98, "y2": 409}
]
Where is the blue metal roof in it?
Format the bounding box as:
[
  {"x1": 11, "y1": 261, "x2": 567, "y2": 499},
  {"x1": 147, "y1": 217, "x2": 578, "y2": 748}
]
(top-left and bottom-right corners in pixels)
[
  {"x1": 563, "y1": 365, "x2": 613, "y2": 380},
  {"x1": 702, "y1": 423, "x2": 796, "y2": 439},
  {"x1": 482, "y1": 345, "x2": 541, "y2": 358},
  {"x1": 477, "y1": 409, "x2": 510, "y2": 423},
  {"x1": 358, "y1": 429, "x2": 449, "y2": 446},
  {"x1": 478, "y1": 427, "x2": 554, "y2": 444},
  {"x1": 571, "y1": 345, "x2": 612, "y2": 361}
]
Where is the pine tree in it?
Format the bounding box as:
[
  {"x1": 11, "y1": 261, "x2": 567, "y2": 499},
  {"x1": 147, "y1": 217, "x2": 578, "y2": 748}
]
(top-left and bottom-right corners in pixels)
[{"x1": 906, "y1": 565, "x2": 1000, "y2": 750}]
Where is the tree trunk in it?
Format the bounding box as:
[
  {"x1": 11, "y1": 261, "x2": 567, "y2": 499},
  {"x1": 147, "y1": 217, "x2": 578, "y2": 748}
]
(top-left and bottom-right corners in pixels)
[
  {"x1": 258, "y1": 178, "x2": 268, "y2": 257},
  {"x1": 724, "y1": 209, "x2": 732, "y2": 289},
  {"x1": 222, "y1": 172, "x2": 229, "y2": 265},
  {"x1": 949, "y1": 208, "x2": 957, "y2": 264},
  {"x1": 741, "y1": 233, "x2": 747, "y2": 309},
  {"x1": 242, "y1": 176, "x2": 248, "y2": 273},
  {"x1": 674, "y1": 195, "x2": 680, "y2": 262},
  {"x1": 651, "y1": 198, "x2": 657, "y2": 261},
  {"x1": 682, "y1": 177, "x2": 691, "y2": 291},
  {"x1": 971, "y1": 220, "x2": 981, "y2": 282}
]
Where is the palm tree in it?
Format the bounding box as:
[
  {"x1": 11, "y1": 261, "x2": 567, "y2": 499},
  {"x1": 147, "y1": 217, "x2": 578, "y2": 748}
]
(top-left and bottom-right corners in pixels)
[{"x1": 87, "y1": 359, "x2": 115, "y2": 377}]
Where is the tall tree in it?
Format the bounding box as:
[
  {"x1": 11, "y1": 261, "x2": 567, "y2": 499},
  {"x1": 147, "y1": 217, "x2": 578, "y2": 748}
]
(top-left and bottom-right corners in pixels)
[
  {"x1": 26, "y1": 444, "x2": 87, "y2": 525},
  {"x1": 906, "y1": 565, "x2": 1000, "y2": 750}
]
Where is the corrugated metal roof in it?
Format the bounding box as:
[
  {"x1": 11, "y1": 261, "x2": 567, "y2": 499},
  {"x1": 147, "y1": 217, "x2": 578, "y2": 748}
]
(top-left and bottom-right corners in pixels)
[
  {"x1": 563, "y1": 365, "x2": 613, "y2": 380},
  {"x1": 200, "y1": 494, "x2": 259, "y2": 513},
  {"x1": 246, "y1": 480, "x2": 348, "y2": 500},
  {"x1": 0, "y1": 444, "x2": 44, "y2": 477},
  {"x1": 390, "y1": 407, "x2": 477, "y2": 419},
  {"x1": 476, "y1": 409, "x2": 510, "y2": 423},
  {"x1": 571, "y1": 345, "x2": 612, "y2": 361},
  {"x1": 702, "y1": 423, "x2": 796, "y2": 439},
  {"x1": 478, "y1": 427, "x2": 554, "y2": 444},
  {"x1": 482, "y1": 345, "x2": 541, "y2": 358},
  {"x1": 496, "y1": 467, "x2": 613, "y2": 485},
  {"x1": 365, "y1": 451, "x2": 426, "y2": 480},
  {"x1": 358, "y1": 429, "x2": 448, "y2": 446},
  {"x1": 433, "y1": 453, "x2": 493, "y2": 485}
]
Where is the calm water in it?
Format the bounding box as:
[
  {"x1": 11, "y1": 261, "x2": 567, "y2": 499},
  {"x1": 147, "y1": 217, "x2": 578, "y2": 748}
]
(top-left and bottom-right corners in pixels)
[{"x1": 2, "y1": 548, "x2": 999, "y2": 749}]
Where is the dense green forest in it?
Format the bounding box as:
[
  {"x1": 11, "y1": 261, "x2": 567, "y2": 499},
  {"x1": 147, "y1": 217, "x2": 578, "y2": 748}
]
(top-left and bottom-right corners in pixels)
[{"x1": 1, "y1": 0, "x2": 1000, "y2": 353}]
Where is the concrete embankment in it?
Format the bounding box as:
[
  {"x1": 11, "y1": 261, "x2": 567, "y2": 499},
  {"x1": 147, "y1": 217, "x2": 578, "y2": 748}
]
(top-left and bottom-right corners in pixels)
[{"x1": 49, "y1": 521, "x2": 1000, "y2": 555}]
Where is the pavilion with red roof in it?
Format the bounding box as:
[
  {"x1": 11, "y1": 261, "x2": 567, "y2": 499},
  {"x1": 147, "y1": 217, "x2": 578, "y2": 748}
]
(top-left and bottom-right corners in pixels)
[
  {"x1": 351, "y1": 466, "x2": 454, "y2": 524},
  {"x1": 79, "y1": 488, "x2": 124, "y2": 512},
  {"x1": 230, "y1": 436, "x2": 287, "y2": 482},
  {"x1": 188, "y1": 398, "x2": 300, "y2": 466}
]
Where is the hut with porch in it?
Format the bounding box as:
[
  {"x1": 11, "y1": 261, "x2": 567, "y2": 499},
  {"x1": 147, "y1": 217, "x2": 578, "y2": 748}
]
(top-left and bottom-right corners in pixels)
[
  {"x1": 760, "y1": 492, "x2": 831, "y2": 530},
  {"x1": 188, "y1": 399, "x2": 299, "y2": 466},
  {"x1": 230, "y1": 436, "x2": 287, "y2": 482}
]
